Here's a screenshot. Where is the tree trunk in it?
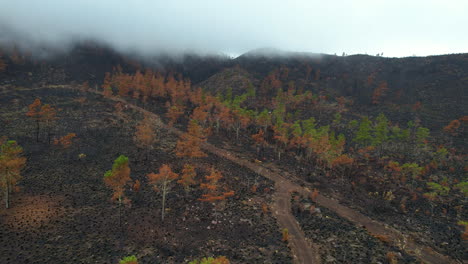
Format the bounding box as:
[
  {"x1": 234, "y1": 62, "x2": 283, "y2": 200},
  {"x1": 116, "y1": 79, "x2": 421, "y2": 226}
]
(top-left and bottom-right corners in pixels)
[
  {"x1": 4, "y1": 183, "x2": 9, "y2": 209},
  {"x1": 161, "y1": 181, "x2": 167, "y2": 222},
  {"x1": 36, "y1": 120, "x2": 40, "y2": 142},
  {"x1": 47, "y1": 125, "x2": 51, "y2": 145},
  {"x1": 118, "y1": 196, "x2": 122, "y2": 228}
]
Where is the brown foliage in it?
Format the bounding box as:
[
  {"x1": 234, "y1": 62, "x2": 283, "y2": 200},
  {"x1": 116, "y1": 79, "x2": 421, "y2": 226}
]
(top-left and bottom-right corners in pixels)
[
  {"x1": 443, "y1": 119, "x2": 460, "y2": 135},
  {"x1": 134, "y1": 115, "x2": 157, "y2": 149},
  {"x1": 331, "y1": 154, "x2": 354, "y2": 168},
  {"x1": 0, "y1": 139, "x2": 27, "y2": 208},
  {"x1": 147, "y1": 164, "x2": 179, "y2": 191},
  {"x1": 177, "y1": 164, "x2": 197, "y2": 192},
  {"x1": 104, "y1": 156, "x2": 131, "y2": 201},
  {"x1": 412, "y1": 101, "x2": 422, "y2": 111},
  {"x1": 102, "y1": 72, "x2": 113, "y2": 97},
  {"x1": 310, "y1": 189, "x2": 319, "y2": 202},
  {"x1": 133, "y1": 180, "x2": 141, "y2": 193},
  {"x1": 252, "y1": 129, "x2": 266, "y2": 145},
  {"x1": 147, "y1": 164, "x2": 179, "y2": 221},
  {"x1": 372, "y1": 81, "x2": 388, "y2": 104},
  {"x1": 199, "y1": 167, "x2": 234, "y2": 202},
  {"x1": 25, "y1": 98, "x2": 42, "y2": 120},
  {"x1": 191, "y1": 106, "x2": 209, "y2": 127},
  {"x1": 175, "y1": 120, "x2": 208, "y2": 158},
  {"x1": 26, "y1": 99, "x2": 58, "y2": 142},
  {"x1": 261, "y1": 203, "x2": 269, "y2": 214},
  {"x1": 165, "y1": 103, "x2": 185, "y2": 126},
  {"x1": 53, "y1": 133, "x2": 77, "y2": 149}
]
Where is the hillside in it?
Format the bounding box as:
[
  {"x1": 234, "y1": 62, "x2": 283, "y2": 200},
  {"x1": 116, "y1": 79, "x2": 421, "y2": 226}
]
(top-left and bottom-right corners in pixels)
[
  {"x1": 1, "y1": 45, "x2": 467, "y2": 134},
  {"x1": 0, "y1": 45, "x2": 467, "y2": 264}
]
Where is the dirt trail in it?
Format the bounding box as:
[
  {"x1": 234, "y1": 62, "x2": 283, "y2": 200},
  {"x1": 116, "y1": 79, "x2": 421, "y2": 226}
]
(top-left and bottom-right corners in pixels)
[{"x1": 2, "y1": 85, "x2": 459, "y2": 264}]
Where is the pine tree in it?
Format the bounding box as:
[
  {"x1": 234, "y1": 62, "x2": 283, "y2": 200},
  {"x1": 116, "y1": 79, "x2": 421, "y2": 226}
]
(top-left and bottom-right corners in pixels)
[
  {"x1": 53, "y1": 133, "x2": 77, "y2": 149},
  {"x1": 147, "y1": 164, "x2": 179, "y2": 221},
  {"x1": 26, "y1": 99, "x2": 58, "y2": 143},
  {"x1": 134, "y1": 115, "x2": 157, "y2": 160},
  {"x1": 0, "y1": 139, "x2": 26, "y2": 209},
  {"x1": 26, "y1": 98, "x2": 42, "y2": 142},
  {"x1": 178, "y1": 164, "x2": 197, "y2": 193},
  {"x1": 373, "y1": 113, "x2": 389, "y2": 146},
  {"x1": 175, "y1": 120, "x2": 208, "y2": 158},
  {"x1": 102, "y1": 72, "x2": 113, "y2": 97},
  {"x1": 104, "y1": 155, "x2": 131, "y2": 228},
  {"x1": 415, "y1": 127, "x2": 430, "y2": 146},
  {"x1": 252, "y1": 129, "x2": 266, "y2": 155},
  {"x1": 41, "y1": 104, "x2": 58, "y2": 144},
  {"x1": 353, "y1": 117, "x2": 372, "y2": 147},
  {"x1": 199, "y1": 167, "x2": 234, "y2": 203}
]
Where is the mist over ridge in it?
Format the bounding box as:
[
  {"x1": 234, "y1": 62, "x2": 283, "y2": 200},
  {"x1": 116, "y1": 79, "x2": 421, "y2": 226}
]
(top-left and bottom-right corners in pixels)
[{"x1": 1, "y1": 0, "x2": 468, "y2": 58}]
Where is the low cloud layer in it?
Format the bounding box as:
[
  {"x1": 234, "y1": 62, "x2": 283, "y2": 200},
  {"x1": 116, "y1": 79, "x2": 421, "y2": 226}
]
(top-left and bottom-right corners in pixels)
[{"x1": 1, "y1": 0, "x2": 467, "y2": 57}]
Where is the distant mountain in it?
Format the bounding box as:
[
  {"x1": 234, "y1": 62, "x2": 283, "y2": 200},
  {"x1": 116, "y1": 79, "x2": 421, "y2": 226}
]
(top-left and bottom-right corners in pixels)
[{"x1": 1, "y1": 43, "x2": 467, "y2": 134}]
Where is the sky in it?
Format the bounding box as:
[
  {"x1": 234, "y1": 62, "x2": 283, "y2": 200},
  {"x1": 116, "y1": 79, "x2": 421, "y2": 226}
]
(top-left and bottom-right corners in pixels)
[{"x1": 0, "y1": 0, "x2": 467, "y2": 58}]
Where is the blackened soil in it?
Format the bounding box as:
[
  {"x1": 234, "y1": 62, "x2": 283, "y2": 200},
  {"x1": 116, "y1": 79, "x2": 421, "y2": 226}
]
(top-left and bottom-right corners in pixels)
[
  {"x1": 291, "y1": 194, "x2": 418, "y2": 264},
  {"x1": 0, "y1": 88, "x2": 291, "y2": 264}
]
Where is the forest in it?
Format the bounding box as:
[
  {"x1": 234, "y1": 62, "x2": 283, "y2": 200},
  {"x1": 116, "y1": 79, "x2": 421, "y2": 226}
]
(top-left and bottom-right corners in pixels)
[{"x1": 0, "y1": 45, "x2": 466, "y2": 264}]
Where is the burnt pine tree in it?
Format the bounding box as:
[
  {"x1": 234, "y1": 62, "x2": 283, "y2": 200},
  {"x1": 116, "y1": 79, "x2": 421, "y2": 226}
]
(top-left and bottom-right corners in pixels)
[
  {"x1": 147, "y1": 164, "x2": 179, "y2": 222},
  {"x1": 25, "y1": 99, "x2": 58, "y2": 143},
  {"x1": 104, "y1": 155, "x2": 131, "y2": 228},
  {"x1": 133, "y1": 114, "x2": 157, "y2": 161},
  {"x1": 26, "y1": 99, "x2": 42, "y2": 142},
  {"x1": 0, "y1": 139, "x2": 26, "y2": 209}
]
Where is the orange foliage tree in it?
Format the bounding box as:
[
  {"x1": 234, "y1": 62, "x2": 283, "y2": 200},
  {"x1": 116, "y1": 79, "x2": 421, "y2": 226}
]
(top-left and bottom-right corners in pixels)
[
  {"x1": 273, "y1": 123, "x2": 289, "y2": 160},
  {"x1": 191, "y1": 106, "x2": 209, "y2": 128},
  {"x1": 175, "y1": 120, "x2": 208, "y2": 158},
  {"x1": 372, "y1": 81, "x2": 388, "y2": 104},
  {"x1": 102, "y1": 72, "x2": 114, "y2": 97},
  {"x1": 252, "y1": 129, "x2": 267, "y2": 155},
  {"x1": 134, "y1": 114, "x2": 158, "y2": 160},
  {"x1": 26, "y1": 99, "x2": 58, "y2": 143},
  {"x1": 443, "y1": 119, "x2": 460, "y2": 135},
  {"x1": 0, "y1": 139, "x2": 26, "y2": 208},
  {"x1": 26, "y1": 98, "x2": 43, "y2": 142},
  {"x1": 165, "y1": 103, "x2": 185, "y2": 126},
  {"x1": 178, "y1": 164, "x2": 197, "y2": 193},
  {"x1": 199, "y1": 167, "x2": 234, "y2": 203},
  {"x1": 147, "y1": 164, "x2": 179, "y2": 221},
  {"x1": 53, "y1": 133, "x2": 77, "y2": 149},
  {"x1": 41, "y1": 103, "x2": 58, "y2": 144},
  {"x1": 104, "y1": 155, "x2": 131, "y2": 227}
]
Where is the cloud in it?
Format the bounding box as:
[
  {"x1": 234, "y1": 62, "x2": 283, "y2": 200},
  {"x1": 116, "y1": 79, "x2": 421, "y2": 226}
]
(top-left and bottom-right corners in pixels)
[{"x1": 0, "y1": 0, "x2": 467, "y2": 57}]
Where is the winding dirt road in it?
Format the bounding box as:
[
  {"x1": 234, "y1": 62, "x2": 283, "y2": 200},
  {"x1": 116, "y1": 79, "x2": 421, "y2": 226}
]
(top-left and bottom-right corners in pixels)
[{"x1": 1, "y1": 85, "x2": 459, "y2": 264}]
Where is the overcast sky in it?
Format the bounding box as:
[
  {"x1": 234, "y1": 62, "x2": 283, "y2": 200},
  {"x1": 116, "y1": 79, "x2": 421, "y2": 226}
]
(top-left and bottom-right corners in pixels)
[{"x1": 0, "y1": 0, "x2": 467, "y2": 57}]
